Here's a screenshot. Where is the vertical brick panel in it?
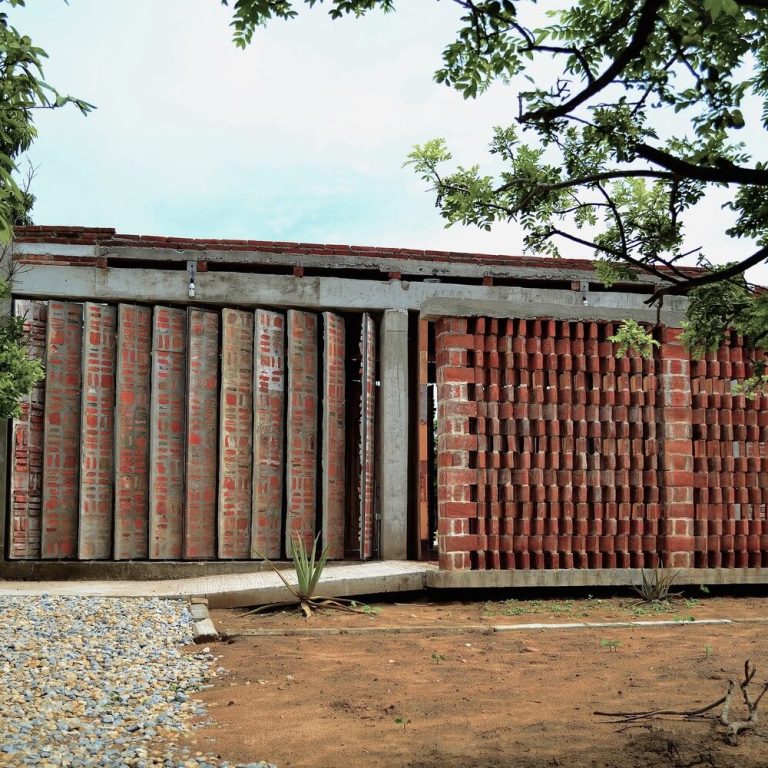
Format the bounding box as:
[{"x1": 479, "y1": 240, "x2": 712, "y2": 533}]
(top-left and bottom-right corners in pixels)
[
  {"x1": 435, "y1": 316, "x2": 475, "y2": 570},
  {"x1": 78, "y1": 303, "x2": 116, "y2": 560},
  {"x1": 9, "y1": 300, "x2": 47, "y2": 559},
  {"x1": 286, "y1": 310, "x2": 319, "y2": 552},
  {"x1": 114, "y1": 304, "x2": 152, "y2": 560},
  {"x1": 251, "y1": 309, "x2": 285, "y2": 559},
  {"x1": 41, "y1": 301, "x2": 82, "y2": 559},
  {"x1": 658, "y1": 326, "x2": 695, "y2": 568},
  {"x1": 322, "y1": 312, "x2": 345, "y2": 559},
  {"x1": 358, "y1": 313, "x2": 376, "y2": 559},
  {"x1": 218, "y1": 309, "x2": 254, "y2": 559},
  {"x1": 184, "y1": 308, "x2": 219, "y2": 559},
  {"x1": 149, "y1": 307, "x2": 186, "y2": 560},
  {"x1": 417, "y1": 319, "x2": 430, "y2": 553}
]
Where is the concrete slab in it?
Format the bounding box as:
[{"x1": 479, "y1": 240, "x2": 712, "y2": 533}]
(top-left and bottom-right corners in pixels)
[
  {"x1": 0, "y1": 560, "x2": 434, "y2": 609},
  {"x1": 427, "y1": 566, "x2": 768, "y2": 589}
]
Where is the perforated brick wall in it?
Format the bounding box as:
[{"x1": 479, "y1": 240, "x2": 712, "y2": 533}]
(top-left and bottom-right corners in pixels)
[
  {"x1": 434, "y1": 315, "x2": 768, "y2": 570},
  {"x1": 690, "y1": 332, "x2": 768, "y2": 568}
]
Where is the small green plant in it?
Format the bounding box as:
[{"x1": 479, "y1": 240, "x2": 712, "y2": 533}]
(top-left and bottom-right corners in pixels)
[
  {"x1": 394, "y1": 717, "x2": 411, "y2": 730},
  {"x1": 631, "y1": 600, "x2": 672, "y2": 617},
  {"x1": 607, "y1": 319, "x2": 660, "y2": 359},
  {"x1": 600, "y1": 638, "x2": 621, "y2": 652},
  {"x1": 351, "y1": 601, "x2": 381, "y2": 617},
  {"x1": 632, "y1": 565, "x2": 682, "y2": 604},
  {"x1": 703, "y1": 644, "x2": 714, "y2": 659},
  {"x1": 431, "y1": 652, "x2": 446, "y2": 664}
]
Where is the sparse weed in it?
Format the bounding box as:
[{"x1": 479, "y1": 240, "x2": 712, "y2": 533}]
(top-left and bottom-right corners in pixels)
[{"x1": 600, "y1": 638, "x2": 621, "y2": 652}]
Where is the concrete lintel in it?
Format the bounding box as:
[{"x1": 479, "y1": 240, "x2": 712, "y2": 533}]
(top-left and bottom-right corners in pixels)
[
  {"x1": 13, "y1": 242, "x2": 99, "y2": 258},
  {"x1": 33, "y1": 243, "x2": 671, "y2": 287},
  {"x1": 378, "y1": 310, "x2": 409, "y2": 560},
  {"x1": 11, "y1": 265, "x2": 689, "y2": 321},
  {"x1": 428, "y1": 567, "x2": 768, "y2": 589},
  {"x1": 420, "y1": 297, "x2": 688, "y2": 327}
]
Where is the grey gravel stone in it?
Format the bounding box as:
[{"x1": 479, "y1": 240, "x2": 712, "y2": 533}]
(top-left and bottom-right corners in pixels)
[{"x1": 0, "y1": 596, "x2": 276, "y2": 768}]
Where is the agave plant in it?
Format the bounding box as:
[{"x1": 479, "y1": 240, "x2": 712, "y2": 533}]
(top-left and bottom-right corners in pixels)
[
  {"x1": 632, "y1": 564, "x2": 682, "y2": 604},
  {"x1": 247, "y1": 532, "x2": 373, "y2": 618},
  {"x1": 290, "y1": 532, "x2": 329, "y2": 602}
]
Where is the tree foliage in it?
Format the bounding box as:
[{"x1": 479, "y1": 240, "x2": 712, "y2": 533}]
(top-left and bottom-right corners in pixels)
[
  {"x1": 0, "y1": 0, "x2": 93, "y2": 237},
  {"x1": 0, "y1": 1, "x2": 93, "y2": 415},
  {"x1": 222, "y1": 0, "x2": 768, "y2": 368},
  {"x1": 0, "y1": 276, "x2": 43, "y2": 418}
]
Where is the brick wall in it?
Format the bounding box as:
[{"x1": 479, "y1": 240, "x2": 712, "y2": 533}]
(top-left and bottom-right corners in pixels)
[
  {"x1": 5, "y1": 300, "x2": 370, "y2": 563},
  {"x1": 434, "y1": 316, "x2": 768, "y2": 571}
]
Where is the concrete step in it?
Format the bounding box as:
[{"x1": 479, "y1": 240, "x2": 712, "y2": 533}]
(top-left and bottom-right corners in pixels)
[{"x1": 0, "y1": 560, "x2": 434, "y2": 608}]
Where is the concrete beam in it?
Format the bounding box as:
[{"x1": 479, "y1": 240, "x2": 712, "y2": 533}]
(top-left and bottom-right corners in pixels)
[
  {"x1": 13, "y1": 241, "x2": 669, "y2": 287},
  {"x1": 420, "y1": 297, "x2": 687, "y2": 327},
  {"x1": 378, "y1": 310, "x2": 409, "y2": 560},
  {"x1": 11, "y1": 265, "x2": 690, "y2": 324}
]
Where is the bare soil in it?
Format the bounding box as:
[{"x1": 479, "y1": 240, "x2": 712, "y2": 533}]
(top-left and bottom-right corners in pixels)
[{"x1": 182, "y1": 595, "x2": 768, "y2": 767}]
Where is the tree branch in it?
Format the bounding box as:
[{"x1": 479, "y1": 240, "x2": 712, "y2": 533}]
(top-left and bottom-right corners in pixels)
[
  {"x1": 650, "y1": 244, "x2": 768, "y2": 302},
  {"x1": 495, "y1": 168, "x2": 675, "y2": 196},
  {"x1": 521, "y1": 0, "x2": 665, "y2": 122},
  {"x1": 636, "y1": 144, "x2": 768, "y2": 186}
]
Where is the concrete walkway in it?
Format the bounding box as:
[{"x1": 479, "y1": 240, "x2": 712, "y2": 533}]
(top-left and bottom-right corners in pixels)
[{"x1": 0, "y1": 560, "x2": 434, "y2": 608}]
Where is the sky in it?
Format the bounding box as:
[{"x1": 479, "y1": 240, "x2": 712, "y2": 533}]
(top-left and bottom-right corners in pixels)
[{"x1": 14, "y1": 0, "x2": 766, "y2": 277}]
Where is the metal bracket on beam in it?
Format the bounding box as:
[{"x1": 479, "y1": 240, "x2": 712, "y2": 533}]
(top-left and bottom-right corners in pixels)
[
  {"x1": 187, "y1": 259, "x2": 197, "y2": 298},
  {"x1": 579, "y1": 280, "x2": 589, "y2": 306}
]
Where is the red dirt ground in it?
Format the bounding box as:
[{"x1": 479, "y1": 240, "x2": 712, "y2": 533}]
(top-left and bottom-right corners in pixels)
[{"x1": 181, "y1": 595, "x2": 768, "y2": 767}]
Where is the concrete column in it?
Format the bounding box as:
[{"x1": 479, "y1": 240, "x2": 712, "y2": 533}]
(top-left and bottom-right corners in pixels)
[{"x1": 378, "y1": 310, "x2": 409, "y2": 559}]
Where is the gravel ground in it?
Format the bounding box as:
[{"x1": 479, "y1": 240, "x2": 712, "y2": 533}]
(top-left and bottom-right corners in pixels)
[{"x1": 0, "y1": 595, "x2": 275, "y2": 768}]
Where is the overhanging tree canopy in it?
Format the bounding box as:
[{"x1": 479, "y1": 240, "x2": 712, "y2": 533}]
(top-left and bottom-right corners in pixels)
[
  {"x1": 0, "y1": 0, "x2": 92, "y2": 237},
  {"x1": 223, "y1": 0, "x2": 768, "y2": 365}
]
